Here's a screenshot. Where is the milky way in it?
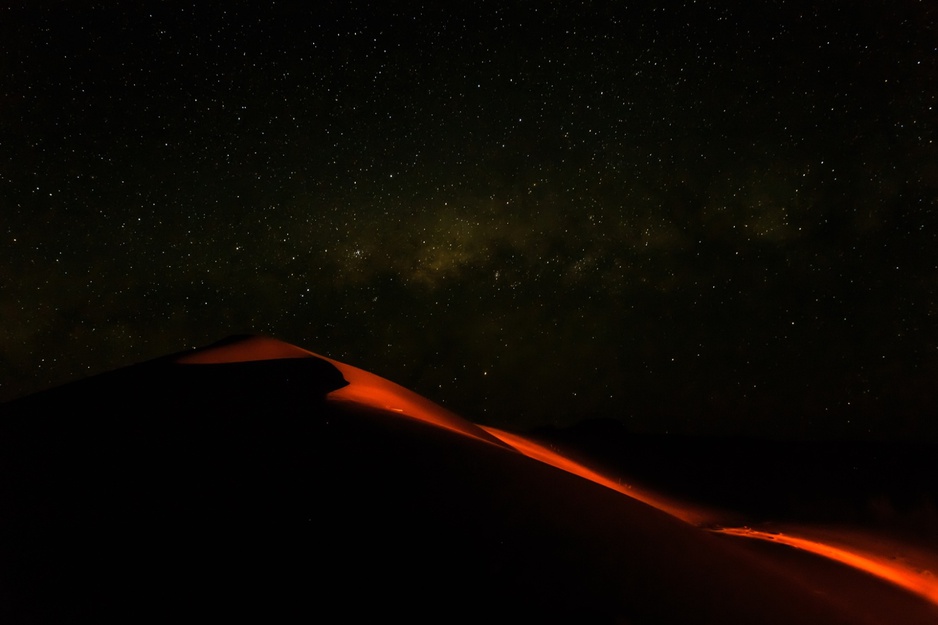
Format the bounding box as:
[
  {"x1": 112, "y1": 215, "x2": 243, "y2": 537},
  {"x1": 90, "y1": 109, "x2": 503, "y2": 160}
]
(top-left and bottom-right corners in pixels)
[{"x1": 3, "y1": 1, "x2": 937, "y2": 438}]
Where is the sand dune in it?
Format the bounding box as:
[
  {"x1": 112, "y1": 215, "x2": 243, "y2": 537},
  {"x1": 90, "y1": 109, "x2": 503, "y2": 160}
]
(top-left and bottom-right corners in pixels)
[{"x1": 1, "y1": 335, "x2": 936, "y2": 623}]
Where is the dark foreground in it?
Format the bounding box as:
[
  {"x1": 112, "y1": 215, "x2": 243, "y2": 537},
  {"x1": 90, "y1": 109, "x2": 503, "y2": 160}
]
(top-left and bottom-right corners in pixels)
[{"x1": 1, "y1": 336, "x2": 936, "y2": 624}]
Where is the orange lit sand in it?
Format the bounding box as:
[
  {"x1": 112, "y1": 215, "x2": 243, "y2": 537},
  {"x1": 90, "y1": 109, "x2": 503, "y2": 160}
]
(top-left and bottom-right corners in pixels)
[
  {"x1": 479, "y1": 425, "x2": 712, "y2": 525},
  {"x1": 483, "y1": 425, "x2": 938, "y2": 610},
  {"x1": 713, "y1": 526, "x2": 938, "y2": 608},
  {"x1": 10, "y1": 334, "x2": 938, "y2": 623},
  {"x1": 177, "y1": 335, "x2": 938, "y2": 616},
  {"x1": 177, "y1": 335, "x2": 508, "y2": 446},
  {"x1": 176, "y1": 335, "x2": 315, "y2": 363}
]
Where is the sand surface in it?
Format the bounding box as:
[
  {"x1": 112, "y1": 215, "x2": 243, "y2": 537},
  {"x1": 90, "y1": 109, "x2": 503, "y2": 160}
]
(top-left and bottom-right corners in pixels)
[{"x1": 2, "y1": 335, "x2": 936, "y2": 623}]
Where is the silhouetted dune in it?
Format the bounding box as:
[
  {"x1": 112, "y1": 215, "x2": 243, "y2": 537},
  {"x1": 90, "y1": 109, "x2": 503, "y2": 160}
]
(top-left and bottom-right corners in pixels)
[{"x1": 1, "y1": 336, "x2": 936, "y2": 623}]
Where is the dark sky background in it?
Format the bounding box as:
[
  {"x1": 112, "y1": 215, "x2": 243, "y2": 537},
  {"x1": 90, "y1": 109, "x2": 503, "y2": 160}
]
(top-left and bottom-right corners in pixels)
[{"x1": 3, "y1": 1, "x2": 937, "y2": 439}]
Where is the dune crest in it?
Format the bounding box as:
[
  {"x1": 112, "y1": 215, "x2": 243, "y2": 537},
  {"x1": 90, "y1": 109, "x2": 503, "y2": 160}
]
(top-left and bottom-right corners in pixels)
[
  {"x1": 176, "y1": 335, "x2": 509, "y2": 446},
  {"x1": 170, "y1": 335, "x2": 938, "y2": 618},
  {"x1": 175, "y1": 334, "x2": 318, "y2": 363},
  {"x1": 4, "y1": 335, "x2": 938, "y2": 622}
]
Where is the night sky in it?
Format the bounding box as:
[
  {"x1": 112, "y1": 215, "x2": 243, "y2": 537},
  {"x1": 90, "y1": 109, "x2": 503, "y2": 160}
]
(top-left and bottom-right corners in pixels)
[{"x1": 3, "y1": 1, "x2": 937, "y2": 439}]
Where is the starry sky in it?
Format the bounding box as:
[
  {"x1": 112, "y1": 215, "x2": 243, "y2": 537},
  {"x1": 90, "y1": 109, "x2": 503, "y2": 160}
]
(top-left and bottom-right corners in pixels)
[{"x1": 3, "y1": 1, "x2": 938, "y2": 439}]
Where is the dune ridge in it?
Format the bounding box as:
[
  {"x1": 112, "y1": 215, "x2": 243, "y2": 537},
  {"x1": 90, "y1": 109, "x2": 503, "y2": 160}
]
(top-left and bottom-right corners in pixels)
[
  {"x1": 179, "y1": 336, "x2": 938, "y2": 613},
  {"x1": 3, "y1": 334, "x2": 936, "y2": 623}
]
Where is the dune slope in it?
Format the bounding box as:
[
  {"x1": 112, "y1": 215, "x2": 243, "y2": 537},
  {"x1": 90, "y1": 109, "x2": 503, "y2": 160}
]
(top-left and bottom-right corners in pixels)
[{"x1": 1, "y1": 336, "x2": 935, "y2": 623}]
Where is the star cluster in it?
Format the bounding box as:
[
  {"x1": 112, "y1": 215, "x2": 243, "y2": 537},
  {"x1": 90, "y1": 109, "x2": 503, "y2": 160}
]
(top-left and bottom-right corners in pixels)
[{"x1": 3, "y1": 1, "x2": 937, "y2": 438}]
